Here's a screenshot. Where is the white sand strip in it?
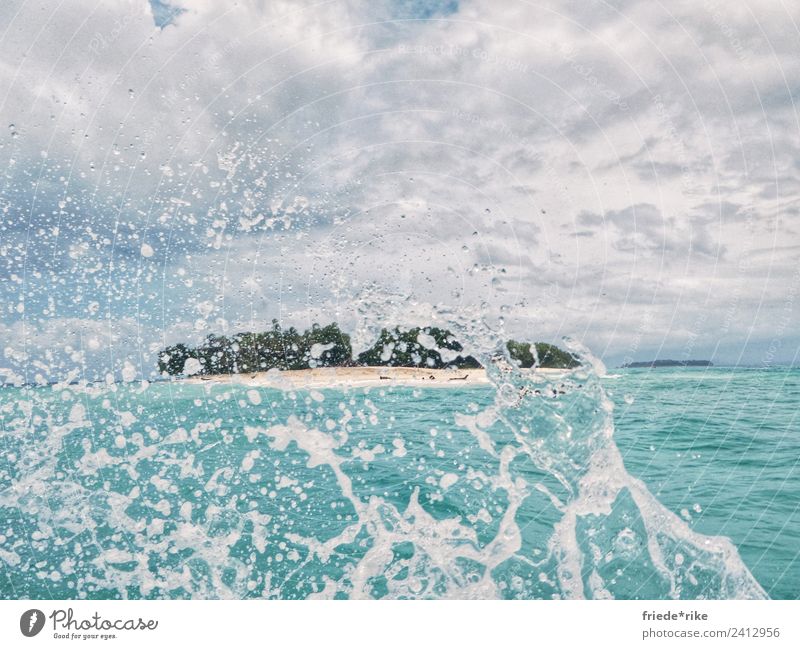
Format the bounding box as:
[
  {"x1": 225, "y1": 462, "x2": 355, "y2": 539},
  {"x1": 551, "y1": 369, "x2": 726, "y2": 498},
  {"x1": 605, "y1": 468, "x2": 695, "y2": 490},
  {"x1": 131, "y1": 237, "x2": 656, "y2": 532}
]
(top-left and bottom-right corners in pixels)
[{"x1": 181, "y1": 366, "x2": 568, "y2": 390}]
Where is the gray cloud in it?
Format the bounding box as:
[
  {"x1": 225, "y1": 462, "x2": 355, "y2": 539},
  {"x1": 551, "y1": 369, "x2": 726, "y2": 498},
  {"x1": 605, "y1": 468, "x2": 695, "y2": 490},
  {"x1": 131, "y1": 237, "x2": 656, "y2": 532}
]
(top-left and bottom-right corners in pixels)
[{"x1": 1, "y1": 0, "x2": 799, "y2": 380}]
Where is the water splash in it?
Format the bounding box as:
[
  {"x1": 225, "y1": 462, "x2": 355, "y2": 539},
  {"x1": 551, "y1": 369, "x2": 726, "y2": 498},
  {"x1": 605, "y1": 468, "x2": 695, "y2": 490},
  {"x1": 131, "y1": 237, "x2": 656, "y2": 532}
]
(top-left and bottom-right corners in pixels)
[{"x1": 0, "y1": 323, "x2": 766, "y2": 599}]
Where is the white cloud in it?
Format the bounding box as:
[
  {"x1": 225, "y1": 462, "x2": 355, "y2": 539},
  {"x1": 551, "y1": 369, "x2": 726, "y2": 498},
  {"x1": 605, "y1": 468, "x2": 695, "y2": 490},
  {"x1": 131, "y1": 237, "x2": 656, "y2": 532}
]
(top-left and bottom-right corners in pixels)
[{"x1": 1, "y1": 0, "x2": 799, "y2": 378}]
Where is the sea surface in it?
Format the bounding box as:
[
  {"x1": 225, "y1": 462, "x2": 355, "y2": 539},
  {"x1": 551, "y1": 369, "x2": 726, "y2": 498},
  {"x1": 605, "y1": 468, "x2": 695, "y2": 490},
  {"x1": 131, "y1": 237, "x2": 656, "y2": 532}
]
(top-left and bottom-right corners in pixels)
[{"x1": 0, "y1": 365, "x2": 796, "y2": 599}]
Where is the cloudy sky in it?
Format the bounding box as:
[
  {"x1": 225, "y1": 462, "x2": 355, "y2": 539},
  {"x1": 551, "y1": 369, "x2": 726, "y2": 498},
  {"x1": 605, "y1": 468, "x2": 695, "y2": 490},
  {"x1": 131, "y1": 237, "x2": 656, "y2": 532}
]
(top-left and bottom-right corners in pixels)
[{"x1": 1, "y1": 0, "x2": 799, "y2": 382}]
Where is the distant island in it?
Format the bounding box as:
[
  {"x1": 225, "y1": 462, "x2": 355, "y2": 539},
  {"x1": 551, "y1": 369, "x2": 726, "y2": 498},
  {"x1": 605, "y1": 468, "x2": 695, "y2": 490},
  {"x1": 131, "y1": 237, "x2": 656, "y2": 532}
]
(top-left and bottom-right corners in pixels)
[
  {"x1": 622, "y1": 359, "x2": 713, "y2": 369},
  {"x1": 157, "y1": 320, "x2": 580, "y2": 376}
]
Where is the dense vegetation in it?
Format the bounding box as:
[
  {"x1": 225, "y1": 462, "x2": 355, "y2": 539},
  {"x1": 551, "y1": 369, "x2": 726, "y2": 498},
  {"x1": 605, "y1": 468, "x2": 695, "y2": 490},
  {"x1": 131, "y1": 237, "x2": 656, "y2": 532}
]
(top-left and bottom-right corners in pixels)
[
  {"x1": 622, "y1": 359, "x2": 712, "y2": 368},
  {"x1": 506, "y1": 340, "x2": 581, "y2": 369},
  {"x1": 357, "y1": 326, "x2": 481, "y2": 369},
  {"x1": 158, "y1": 322, "x2": 579, "y2": 375},
  {"x1": 158, "y1": 321, "x2": 352, "y2": 375}
]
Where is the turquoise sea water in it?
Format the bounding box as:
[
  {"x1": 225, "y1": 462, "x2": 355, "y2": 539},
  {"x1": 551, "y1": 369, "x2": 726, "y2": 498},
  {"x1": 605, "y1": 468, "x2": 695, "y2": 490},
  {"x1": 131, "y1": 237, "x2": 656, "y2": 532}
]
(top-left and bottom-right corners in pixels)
[
  {"x1": 609, "y1": 367, "x2": 800, "y2": 599},
  {"x1": 0, "y1": 365, "x2": 796, "y2": 599}
]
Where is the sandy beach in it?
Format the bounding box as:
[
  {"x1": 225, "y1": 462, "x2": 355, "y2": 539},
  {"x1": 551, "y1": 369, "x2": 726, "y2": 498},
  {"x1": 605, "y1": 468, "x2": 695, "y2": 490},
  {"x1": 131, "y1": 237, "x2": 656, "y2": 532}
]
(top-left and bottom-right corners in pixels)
[{"x1": 182, "y1": 366, "x2": 569, "y2": 390}]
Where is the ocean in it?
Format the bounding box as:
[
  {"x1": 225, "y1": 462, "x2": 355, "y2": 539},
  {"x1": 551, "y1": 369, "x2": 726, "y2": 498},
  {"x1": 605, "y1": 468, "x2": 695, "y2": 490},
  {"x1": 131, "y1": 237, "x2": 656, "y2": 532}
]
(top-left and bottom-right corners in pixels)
[{"x1": 0, "y1": 365, "x2": 796, "y2": 599}]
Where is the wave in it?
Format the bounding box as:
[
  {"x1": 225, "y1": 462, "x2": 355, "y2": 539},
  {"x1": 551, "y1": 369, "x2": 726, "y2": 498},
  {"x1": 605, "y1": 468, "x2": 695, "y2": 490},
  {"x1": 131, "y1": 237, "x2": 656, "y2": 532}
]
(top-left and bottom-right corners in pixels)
[{"x1": 0, "y1": 313, "x2": 766, "y2": 599}]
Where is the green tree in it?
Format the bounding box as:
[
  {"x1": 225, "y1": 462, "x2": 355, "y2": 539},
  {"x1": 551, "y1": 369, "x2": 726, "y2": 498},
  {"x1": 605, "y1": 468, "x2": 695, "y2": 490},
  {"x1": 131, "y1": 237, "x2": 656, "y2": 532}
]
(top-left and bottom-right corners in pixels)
[
  {"x1": 303, "y1": 322, "x2": 353, "y2": 367},
  {"x1": 534, "y1": 342, "x2": 580, "y2": 369},
  {"x1": 233, "y1": 332, "x2": 260, "y2": 373},
  {"x1": 254, "y1": 320, "x2": 289, "y2": 370},
  {"x1": 507, "y1": 340, "x2": 580, "y2": 369},
  {"x1": 158, "y1": 343, "x2": 195, "y2": 375},
  {"x1": 198, "y1": 334, "x2": 235, "y2": 374},
  {"x1": 357, "y1": 326, "x2": 479, "y2": 369},
  {"x1": 506, "y1": 340, "x2": 534, "y2": 368},
  {"x1": 155, "y1": 323, "x2": 578, "y2": 376}
]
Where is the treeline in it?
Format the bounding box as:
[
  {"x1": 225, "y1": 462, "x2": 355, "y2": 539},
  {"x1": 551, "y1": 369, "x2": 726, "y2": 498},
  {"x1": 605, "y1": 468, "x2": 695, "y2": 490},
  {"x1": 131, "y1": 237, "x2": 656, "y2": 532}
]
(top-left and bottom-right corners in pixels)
[
  {"x1": 157, "y1": 321, "x2": 580, "y2": 376},
  {"x1": 505, "y1": 340, "x2": 580, "y2": 370}
]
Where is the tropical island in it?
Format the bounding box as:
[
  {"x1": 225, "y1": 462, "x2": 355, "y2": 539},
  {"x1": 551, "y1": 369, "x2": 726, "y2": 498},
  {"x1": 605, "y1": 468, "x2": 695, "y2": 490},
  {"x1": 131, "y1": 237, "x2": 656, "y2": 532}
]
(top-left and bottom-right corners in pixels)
[
  {"x1": 158, "y1": 321, "x2": 579, "y2": 388},
  {"x1": 622, "y1": 359, "x2": 713, "y2": 368}
]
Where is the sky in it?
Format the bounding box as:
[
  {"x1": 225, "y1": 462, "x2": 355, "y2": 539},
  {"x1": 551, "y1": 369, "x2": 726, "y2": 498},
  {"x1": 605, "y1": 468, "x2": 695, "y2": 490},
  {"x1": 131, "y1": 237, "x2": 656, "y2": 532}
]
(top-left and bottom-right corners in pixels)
[{"x1": 1, "y1": 0, "x2": 799, "y2": 383}]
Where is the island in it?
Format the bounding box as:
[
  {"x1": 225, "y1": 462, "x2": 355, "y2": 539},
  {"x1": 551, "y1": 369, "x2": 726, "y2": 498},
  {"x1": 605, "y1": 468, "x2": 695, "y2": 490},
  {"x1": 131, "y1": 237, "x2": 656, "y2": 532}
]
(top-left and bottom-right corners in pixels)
[
  {"x1": 622, "y1": 359, "x2": 713, "y2": 368},
  {"x1": 157, "y1": 321, "x2": 580, "y2": 386}
]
